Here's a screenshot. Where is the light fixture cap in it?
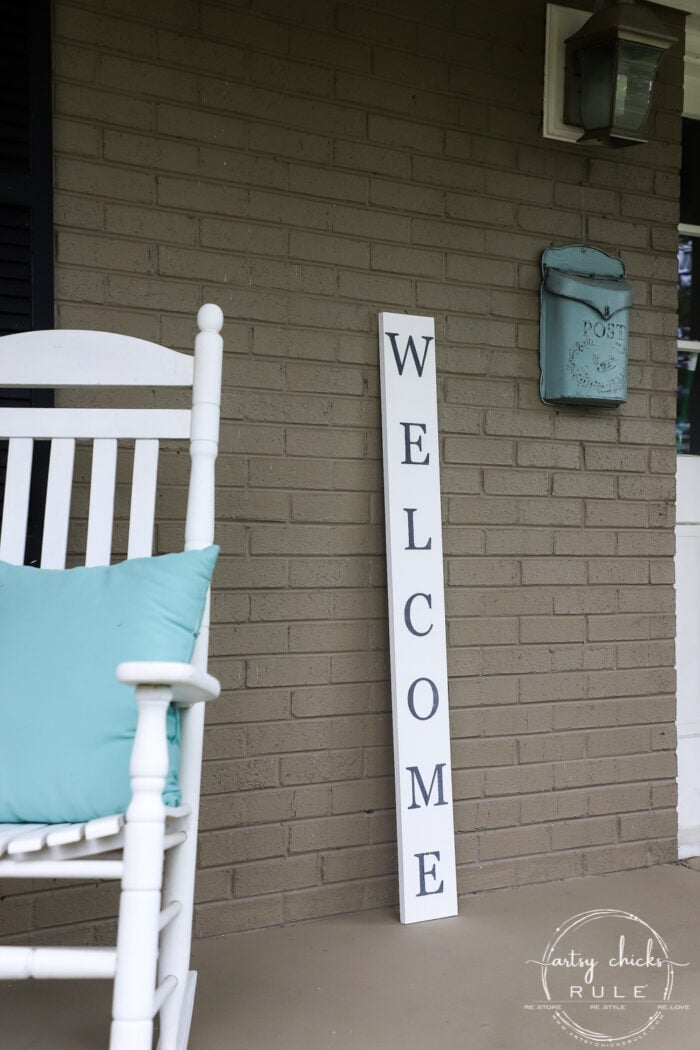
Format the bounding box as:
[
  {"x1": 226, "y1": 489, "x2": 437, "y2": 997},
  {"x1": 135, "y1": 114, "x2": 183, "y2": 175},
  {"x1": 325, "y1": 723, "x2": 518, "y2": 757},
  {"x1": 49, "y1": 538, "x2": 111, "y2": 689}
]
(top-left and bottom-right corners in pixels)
[{"x1": 565, "y1": 0, "x2": 676, "y2": 57}]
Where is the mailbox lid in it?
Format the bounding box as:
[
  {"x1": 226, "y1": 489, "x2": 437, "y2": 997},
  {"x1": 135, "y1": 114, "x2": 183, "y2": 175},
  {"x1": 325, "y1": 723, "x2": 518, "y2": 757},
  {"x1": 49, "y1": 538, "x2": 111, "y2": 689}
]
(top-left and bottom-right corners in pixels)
[
  {"x1": 544, "y1": 267, "x2": 632, "y2": 320},
  {"x1": 541, "y1": 243, "x2": 625, "y2": 280}
]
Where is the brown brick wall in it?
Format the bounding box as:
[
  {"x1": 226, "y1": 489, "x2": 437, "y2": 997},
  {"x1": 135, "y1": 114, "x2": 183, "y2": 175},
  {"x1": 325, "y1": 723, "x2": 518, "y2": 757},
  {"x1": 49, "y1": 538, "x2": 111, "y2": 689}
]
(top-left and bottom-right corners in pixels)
[{"x1": 0, "y1": 0, "x2": 685, "y2": 943}]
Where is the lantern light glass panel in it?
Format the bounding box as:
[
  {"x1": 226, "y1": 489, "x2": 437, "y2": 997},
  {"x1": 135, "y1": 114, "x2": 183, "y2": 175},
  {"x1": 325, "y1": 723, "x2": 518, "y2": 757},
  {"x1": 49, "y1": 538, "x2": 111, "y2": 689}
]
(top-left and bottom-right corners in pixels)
[{"x1": 614, "y1": 42, "x2": 661, "y2": 133}]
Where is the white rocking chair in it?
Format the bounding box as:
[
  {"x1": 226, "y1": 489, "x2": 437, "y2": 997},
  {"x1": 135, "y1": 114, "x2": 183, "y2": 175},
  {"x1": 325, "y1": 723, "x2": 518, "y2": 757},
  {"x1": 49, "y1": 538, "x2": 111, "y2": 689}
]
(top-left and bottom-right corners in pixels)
[{"x1": 0, "y1": 304, "x2": 224, "y2": 1050}]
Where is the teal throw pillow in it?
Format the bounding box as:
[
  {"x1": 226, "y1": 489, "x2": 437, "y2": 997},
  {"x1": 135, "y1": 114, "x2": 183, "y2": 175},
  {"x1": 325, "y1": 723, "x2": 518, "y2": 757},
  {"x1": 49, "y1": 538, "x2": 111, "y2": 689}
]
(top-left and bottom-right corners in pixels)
[{"x1": 0, "y1": 546, "x2": 218, "y2": 824}]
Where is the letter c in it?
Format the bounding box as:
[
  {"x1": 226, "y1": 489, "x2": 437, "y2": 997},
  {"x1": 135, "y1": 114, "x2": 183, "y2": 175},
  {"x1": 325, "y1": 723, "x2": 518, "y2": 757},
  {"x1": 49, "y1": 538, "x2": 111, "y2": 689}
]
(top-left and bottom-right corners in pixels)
[{"x1": 404, "y1": 592, "x2": 433, "y2": 637}]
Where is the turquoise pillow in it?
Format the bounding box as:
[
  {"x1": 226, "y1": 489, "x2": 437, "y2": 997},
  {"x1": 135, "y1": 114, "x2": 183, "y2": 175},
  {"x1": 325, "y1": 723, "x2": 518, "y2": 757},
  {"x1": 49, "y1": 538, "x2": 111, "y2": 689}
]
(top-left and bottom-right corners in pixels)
[{"x1": 0, "y1": 546, "x2": 218, "y2": 824}]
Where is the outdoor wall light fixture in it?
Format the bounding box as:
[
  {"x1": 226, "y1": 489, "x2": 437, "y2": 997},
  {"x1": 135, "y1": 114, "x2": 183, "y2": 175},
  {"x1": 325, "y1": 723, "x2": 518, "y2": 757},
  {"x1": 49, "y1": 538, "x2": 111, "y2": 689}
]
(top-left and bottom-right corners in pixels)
[
  {"x1": 565, "y1": 0, "x2": 675, "y2": 145},
  {"x1": 543, "y1": 2, "x2": 675, "y2": 146}
]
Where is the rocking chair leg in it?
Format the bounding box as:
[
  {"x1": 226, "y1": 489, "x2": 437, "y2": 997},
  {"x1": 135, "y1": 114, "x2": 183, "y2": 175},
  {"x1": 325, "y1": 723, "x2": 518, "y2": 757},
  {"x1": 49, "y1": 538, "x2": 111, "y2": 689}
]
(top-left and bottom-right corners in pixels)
[
  {"x1": 111, "y1": 1019, "x2": 156, "y2": 1050},
  {"x1": 156, "y1": 891, "x2": 192, "y2": 1050},
  {"x1": 157, "y1": 704, "x2": 206, "y2": 1050},
  {"x1": 157, "y1": 971, "x2": 197, "y2": 1050},
  {"x1": 111, "y1": 690, "x2": 171, "y2": 1050},
  {"x1": 110, "y1": 888, "x2": 162, "y2": 1050},
  {"x1": 156, "y1": 846, "x2": 199, "y2": 1048}
]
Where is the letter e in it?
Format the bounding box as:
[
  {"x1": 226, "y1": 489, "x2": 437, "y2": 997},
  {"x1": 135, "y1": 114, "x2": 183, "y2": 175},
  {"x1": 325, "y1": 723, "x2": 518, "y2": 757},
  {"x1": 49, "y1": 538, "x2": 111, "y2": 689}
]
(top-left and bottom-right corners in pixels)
[{"x1": 415, "y1": 851, "x2": 444, "y2": 896}]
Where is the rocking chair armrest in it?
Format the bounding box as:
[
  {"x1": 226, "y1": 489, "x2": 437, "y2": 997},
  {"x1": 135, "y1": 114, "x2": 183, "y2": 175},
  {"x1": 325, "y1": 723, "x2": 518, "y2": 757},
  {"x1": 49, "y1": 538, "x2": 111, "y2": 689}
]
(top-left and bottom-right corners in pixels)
[{"x1": 116, "y1": 661, "x2": 221, "y2": 706}]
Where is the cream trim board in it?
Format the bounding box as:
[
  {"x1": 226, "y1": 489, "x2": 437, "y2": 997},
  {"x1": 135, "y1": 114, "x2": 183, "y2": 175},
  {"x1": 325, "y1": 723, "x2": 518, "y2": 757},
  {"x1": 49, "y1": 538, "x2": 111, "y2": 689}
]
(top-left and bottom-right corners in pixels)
[
  {"x1": 686, "y1": 17, "x2": 700, "y2": 116},
  {"x1": 655, "y1": 0, "x2": 700, "y2": 14},
  {"x1": 543, "y1": 4, "x2": 589, "y2": 142}
]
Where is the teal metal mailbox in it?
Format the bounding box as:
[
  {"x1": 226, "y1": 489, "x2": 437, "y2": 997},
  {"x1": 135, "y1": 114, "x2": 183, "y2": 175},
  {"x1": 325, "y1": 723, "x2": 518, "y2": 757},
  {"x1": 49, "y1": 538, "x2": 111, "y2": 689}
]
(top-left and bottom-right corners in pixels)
[{"x1": 539, "y1": 245, "x2": 632, "y2": 407}]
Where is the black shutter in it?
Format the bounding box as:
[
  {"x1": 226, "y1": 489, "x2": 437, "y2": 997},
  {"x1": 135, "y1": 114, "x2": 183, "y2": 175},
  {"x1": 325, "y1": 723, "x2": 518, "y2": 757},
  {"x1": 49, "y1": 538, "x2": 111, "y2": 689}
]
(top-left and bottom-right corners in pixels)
[
  {"x1": 0, "y1": 0, "x2": 53, "y2": 563},
  {"x1": 681, "y1": 117, "x2": 700, "y2": 227},
  {"x1": 0, "y1": 0, "x2": 53, "y2": 332}
]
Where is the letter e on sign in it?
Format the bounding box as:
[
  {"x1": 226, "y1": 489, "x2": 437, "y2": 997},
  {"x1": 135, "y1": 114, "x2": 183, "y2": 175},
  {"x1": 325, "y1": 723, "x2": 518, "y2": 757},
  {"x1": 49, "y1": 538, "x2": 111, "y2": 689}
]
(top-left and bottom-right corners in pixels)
[{"x1": 378, "y1": 312, "x2": 458, "y2": 924}]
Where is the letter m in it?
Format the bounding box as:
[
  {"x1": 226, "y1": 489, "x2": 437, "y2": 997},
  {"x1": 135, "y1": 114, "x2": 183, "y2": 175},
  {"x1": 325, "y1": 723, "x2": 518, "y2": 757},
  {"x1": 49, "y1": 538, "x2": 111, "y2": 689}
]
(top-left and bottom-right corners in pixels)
[
  {"x1": 387, "y1": 332, "x2": 433, "y2": 377},
  {"x1": 406, "y1": 763, "x2": 447, "y2": 809}
]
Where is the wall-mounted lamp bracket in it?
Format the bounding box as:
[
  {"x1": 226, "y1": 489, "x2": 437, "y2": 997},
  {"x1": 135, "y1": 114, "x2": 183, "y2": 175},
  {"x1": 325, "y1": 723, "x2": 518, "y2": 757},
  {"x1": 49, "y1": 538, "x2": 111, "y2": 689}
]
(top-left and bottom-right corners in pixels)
[{"x1": 543, "y1": 4, "x2": 590, "y2": 142}]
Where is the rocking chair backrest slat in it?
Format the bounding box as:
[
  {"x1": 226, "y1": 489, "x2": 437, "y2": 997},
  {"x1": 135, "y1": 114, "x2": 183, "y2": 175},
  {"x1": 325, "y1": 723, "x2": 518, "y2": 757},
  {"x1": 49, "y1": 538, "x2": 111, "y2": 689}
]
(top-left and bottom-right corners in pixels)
[
  {"x1": 0, "y1": 331, "x2": 195, "y2": 388},
  {"x1": 0, "y1": 408, "x2": 191, "y2": 440},
  {"x1": 127, "y1": 439, "x2": 159, "y2": 560},
  {"x1": 41, "y1": 438, "x2": 76, "y2": 569},
  {"x1": 0, "y1": 438, "x2": 34, "y2": 565},
  {"x1": 85, "y1": 439, "x2": 117, "y2": 567}
]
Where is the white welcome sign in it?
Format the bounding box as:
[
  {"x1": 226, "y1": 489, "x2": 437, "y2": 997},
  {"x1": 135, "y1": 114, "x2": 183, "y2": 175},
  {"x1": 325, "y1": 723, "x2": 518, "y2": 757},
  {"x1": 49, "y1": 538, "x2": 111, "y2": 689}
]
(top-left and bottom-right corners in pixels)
[{"x1": 378, "y1": 312, "x2": 458, "y2": 924}]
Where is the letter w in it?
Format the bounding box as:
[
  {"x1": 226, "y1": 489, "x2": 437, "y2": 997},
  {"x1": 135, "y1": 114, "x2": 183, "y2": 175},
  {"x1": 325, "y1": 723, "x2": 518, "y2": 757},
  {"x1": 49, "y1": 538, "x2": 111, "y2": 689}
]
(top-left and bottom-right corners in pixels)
[
  {"x1": 387, "y1": 332, "x2": 433, "y2": 377},
  {"x1": 406, "y1": 764, "x2": 447, "y2": 809}
]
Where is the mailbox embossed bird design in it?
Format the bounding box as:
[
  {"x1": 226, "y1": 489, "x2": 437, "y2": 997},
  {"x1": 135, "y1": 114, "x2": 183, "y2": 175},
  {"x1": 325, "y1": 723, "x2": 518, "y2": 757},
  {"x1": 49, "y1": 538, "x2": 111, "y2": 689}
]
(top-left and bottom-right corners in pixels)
[{"x1": 539, "y1": 244, "x2": 632, "y2": 406}]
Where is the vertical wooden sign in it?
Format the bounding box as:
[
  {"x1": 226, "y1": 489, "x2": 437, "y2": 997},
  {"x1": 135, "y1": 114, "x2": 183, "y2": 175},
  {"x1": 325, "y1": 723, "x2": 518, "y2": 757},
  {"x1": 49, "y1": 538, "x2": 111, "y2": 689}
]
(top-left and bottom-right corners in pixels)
[{"x1": 378, "y1": 312, "x2": 458, "y2": 924}]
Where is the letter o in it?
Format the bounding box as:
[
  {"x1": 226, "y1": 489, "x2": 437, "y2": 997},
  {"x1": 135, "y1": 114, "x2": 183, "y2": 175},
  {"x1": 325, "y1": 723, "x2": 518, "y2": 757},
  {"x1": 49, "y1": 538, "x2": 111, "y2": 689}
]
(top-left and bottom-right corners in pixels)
[
  {"x1": 594, "y1": 321, "x2": 605, "y2": 339},
  {"x1": 407, "y1": 677, "x2": 439, "y2": 720}
]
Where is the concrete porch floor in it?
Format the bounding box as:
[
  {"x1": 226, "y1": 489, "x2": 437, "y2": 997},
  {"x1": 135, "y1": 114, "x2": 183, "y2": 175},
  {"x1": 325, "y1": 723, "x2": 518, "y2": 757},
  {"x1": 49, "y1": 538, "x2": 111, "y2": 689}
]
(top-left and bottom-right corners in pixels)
[{"x1": 2, "y1": 862, "x2": 699, "y2": 1050}]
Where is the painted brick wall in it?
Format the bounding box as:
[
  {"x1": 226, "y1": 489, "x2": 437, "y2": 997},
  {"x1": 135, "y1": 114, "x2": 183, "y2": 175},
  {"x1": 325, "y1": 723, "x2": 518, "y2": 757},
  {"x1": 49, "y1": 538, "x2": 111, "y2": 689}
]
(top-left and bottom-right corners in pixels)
[{"x1": 0, "y1": 0, "x2": 685, "y2": 943}]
